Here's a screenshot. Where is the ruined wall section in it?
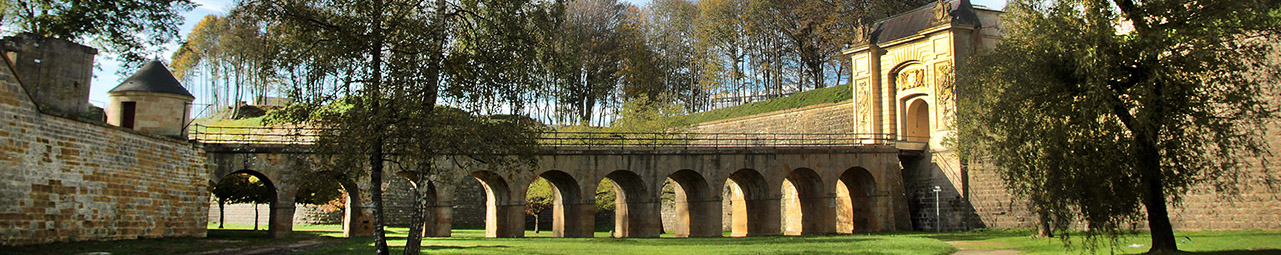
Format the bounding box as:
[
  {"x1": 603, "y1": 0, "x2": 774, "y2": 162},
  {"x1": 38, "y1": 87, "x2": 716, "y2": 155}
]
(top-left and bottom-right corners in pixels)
[{"x1": 0, "y1": 57, "x2": 209, "y2": 245}]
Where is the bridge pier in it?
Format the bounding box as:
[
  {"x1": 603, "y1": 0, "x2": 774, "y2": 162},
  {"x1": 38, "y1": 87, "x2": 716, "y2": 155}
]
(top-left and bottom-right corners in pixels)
[
  {"x1": 342, "y1": 198, "x2": 374, "y2": 237},
  {"x1": 615, "y1": 200, "x2": 662, "y2": 238},
  {"x1": 554, "y1": 202, "x2": 595, "y2": 237},
  {"x1": 679, "y1": 199, "x2": 724, "y2": 237},
  {"x1": 426, "y1": 203, "x2": 453, "y2": 237},
  {"x1": 268, "y1": 202, "x2": 295, "y2": 238}
]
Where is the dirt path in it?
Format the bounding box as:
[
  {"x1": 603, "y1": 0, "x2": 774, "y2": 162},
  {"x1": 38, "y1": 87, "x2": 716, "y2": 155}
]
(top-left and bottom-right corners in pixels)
[
  {"x1": 947, "y1": 241, "x2": 1023, "y2": 255},
  {"x1": 187, "y1": 239, "x2": 335, "y2": 255}
]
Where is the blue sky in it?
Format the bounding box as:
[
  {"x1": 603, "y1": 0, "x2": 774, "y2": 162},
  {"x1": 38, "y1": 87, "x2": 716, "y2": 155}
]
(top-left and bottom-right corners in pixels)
[{"x1": 86, "y1": 0, "x2": 1008, "y2": 109}]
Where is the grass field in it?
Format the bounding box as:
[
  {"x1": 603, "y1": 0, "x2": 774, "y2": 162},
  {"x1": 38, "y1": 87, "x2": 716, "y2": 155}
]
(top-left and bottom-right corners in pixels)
[{"x1": 8, "y1": 225, "x2": 1281, "y2": 255}]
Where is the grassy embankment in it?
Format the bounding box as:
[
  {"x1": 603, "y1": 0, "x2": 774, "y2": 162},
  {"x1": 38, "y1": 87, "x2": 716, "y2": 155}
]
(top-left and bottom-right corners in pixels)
[{"x1": 682, "y1": 84, "x2": 851, "y2": 125}]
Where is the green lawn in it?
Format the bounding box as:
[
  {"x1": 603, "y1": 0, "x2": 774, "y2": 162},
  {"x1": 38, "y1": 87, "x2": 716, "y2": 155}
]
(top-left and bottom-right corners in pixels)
[
  {"x1": 8, "y1": 226, "x2": 1281, "y2": 255},
  {"x1": 914, "y1": 229, "x2": 1281, "y2": 254},
  {"x1": 306, "y1": 227, "x2": 954, "y2": 255}
]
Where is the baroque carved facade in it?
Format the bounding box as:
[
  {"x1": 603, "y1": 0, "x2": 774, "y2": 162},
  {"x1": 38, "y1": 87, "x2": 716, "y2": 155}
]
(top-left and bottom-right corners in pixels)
[{"x1": 843, "y1": 0, "x2": 1003, "y2": 230}]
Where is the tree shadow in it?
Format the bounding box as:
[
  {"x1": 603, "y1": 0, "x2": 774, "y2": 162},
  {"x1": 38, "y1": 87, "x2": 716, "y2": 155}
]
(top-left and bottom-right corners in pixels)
[
  {"x1": 1170, "y1": 250, "x2": 1281, "y2": 255},
  {"x1": 421, "y1": 245, "x2": 512, "y2": 250}
]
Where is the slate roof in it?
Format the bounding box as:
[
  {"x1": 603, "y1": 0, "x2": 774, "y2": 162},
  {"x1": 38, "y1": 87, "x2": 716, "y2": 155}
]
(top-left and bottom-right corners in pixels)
[
  {"x1": 866, "y1": 0, "x2": 982, "y2": 45},
  {"x1": 109, "y1": 60, "x2": 194, "y2": 98}
]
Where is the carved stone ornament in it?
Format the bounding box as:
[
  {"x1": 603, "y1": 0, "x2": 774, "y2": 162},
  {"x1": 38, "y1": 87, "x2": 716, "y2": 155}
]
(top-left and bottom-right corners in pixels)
[
  {"x1": 897, "y1": 68, "x2": 925, "y2": 91},
  {"x1": 856, "y1": 81, "x2": 871, "y2": 131}
]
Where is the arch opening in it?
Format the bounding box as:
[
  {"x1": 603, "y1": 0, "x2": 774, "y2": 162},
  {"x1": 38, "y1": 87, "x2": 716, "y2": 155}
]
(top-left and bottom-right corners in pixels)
[
  {"x1": 472, "y1": 170, "x2": 518, "y2": 238},
  {"x1": 837, "y1": 167, "x2": 877, "y2": 233},
  {"x1": 397, "y1": 172, "x2": 448, "y2": 239},
  {"x1": 724, "y1": 169, "x2": 770, "y2": 237},
  {"x1": 525, "y1": 170, "x2": 589, "y2": 237},
  {"x1": 781, "y1": 168, "x2": 826, "y2": 236},
  {"x1": 600, "y1": 170, "x2": 656, "y2": 238},
  {"x1": 210, "y1": 170, "x2": 277, "y2": 236},
  {"x1": 663, "y1": 170, "x2": 718, "y2": 237}
]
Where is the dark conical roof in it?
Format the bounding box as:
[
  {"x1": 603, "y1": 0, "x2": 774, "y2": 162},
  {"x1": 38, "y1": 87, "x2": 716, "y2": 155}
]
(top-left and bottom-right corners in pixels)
[
  {"x1": 109, "y1": 60, "x2": 194, "y2": 98},
  {"x1": 865, "y1": 0, "x2": 983, "y2": 45}
]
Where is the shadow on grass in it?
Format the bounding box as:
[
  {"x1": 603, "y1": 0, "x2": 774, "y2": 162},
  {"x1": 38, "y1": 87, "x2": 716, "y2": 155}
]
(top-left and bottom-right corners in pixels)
[
  {"x1": 1173, "y1": 250, "x2": 1281, "y2": 255},
  {"x1": 422, "y1": 245, "x2": 513, "y2": 250}
]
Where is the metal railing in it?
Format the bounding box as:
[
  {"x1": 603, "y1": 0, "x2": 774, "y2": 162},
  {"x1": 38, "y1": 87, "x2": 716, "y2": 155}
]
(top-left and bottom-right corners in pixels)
[{"x1": 190, "y1": 124, "x2": 910, "y2": 149}]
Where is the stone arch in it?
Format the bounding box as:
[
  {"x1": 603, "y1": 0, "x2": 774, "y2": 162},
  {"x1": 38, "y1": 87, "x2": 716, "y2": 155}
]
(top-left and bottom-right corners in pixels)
[
  {"x1": 215, "y1": 169, "x2": 289, "y2": 237},
  {"x1": 603, "y1": 170, "x2": 658, "y2": 237},
  {"x1": 837, "y1": 167, "x2": 877, "y2": 233},
  {"x1": 394, "y1": 172, "x2": 451, "y2": 238},
  {"x1": 725, "y1": 168, "x2": 775, "y2": 237},
  {"x1": 471, "y1": 170, "x2": 522, "y2": 237},
  {"x1": 309, "y1": 171, "x2": 372, "y2": 238},
  {"x1": 532, "y1": 170, "x2": 592, "y2": 237},
  {"x1": 889, "y1": 61, "x2": 927, "y2": 92},
  {"x1": 904, "y1": 97, "x2": 930, "y2": 142},
  {"x1": 665, "y1": 169, "x2": 719, "y2": 237},
  {"x1": 782, "y1": 168, "x2": 828, "y2": 236}
]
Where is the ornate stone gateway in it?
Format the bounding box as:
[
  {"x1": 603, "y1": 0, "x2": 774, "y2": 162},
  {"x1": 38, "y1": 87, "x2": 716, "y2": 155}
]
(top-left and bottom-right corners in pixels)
[{"x1": 842, "y1": 0, "x2": 1003, "y2": 231}]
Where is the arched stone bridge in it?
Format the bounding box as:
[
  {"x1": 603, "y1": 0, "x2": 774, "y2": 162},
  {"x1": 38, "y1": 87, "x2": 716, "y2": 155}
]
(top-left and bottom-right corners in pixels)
[{"x1": 202, "y1": 133, "x2": 914, "y2": 239}]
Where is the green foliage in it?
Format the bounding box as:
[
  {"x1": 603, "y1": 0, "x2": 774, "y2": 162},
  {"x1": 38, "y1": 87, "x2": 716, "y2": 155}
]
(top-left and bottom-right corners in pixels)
[
  {"x1": 524, "y1": 178, "x2": 553, "y2": 216},
  {"x1": 211, "y1": 173, "x2": 272, "y2": 205},
  {"x1": 609, "y1": 94, "x2": 688, "y2": 133},
  {"x1": 293, "y1": 176, "x2": 344, "y2": 207},
  {"x1": 683, "y1": 83, "x2": 851, "y2": 125},
  {"x1": 956, "y1": 0, "x2": 1280, "y2": 252},
  {"x1": 595, "y1": 179, "x2": 616, "y2": 211},
  {"x1": 1, "y1": 0, "x2": 195, "y2": 67}
]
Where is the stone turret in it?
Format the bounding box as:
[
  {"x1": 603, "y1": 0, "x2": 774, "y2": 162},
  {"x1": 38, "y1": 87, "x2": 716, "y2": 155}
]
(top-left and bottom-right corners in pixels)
[
  {"x1": 0, "y1": 33, "x2": 99, "y2": 119},
  {"x1": 106, "y1": 60, "x2": 195, "y2": 138}
]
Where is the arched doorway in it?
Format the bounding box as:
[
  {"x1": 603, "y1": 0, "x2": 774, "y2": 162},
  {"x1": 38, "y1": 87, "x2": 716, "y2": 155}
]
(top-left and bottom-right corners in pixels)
[
  {"x1": 837, "y1": 167, "x2": 877, "y2": 233},
  {"x1": 664, "y1": 170, "x2": 719, "y2": 237},
  {"x1": 782, "y1": 168, "x2": 827, "y2": 235},
  {"x1": 905, "y1": 98, "x2": 930, "y2": 142},
  {"x1": 724, "y1": 169, "x2": 774, "y2": 237}
]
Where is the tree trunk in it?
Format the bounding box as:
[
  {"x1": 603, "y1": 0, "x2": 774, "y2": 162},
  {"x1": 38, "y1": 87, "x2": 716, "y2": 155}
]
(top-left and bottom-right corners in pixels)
[
  {"x1": 218, "y1": 199, "x2": 225, "y2": 229},
  {"x1": 404, "y1": 181, "x2": 427, "y2": 255},
  {"x1": 253, "y1": 202, "x2": 259, "y2": 231},
  {"x1": 369, "y1": 6, "x2": 390, "y2": 252},
  {"x1": 534, "y1": 215, "x2": 540, "y2": 234},
  {"x1": 1134, "y1": 123, "x2": 1177, "y2": 252},
  {"x1": 1147, "y1": 158, "x2": 1173, "y2": 252},
  {"x1": 402, "y1": 0, "x2": 446, "y2": 252}
]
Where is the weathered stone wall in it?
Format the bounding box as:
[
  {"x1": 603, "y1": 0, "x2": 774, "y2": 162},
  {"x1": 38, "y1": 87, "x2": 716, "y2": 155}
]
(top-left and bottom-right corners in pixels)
[
  {"x1": 207, "y1": 202, "x2": 342, "y2": 226},
  {"x1": 965, "y1": 126, "x2": 1281, "y2": 231},
  {"x1": 2, "y1": 34, "x2": 97, "y2": 119},
  {"x1": 0, "y1": 50, "x2": 208, "y2": 245},
  {"x1": 688, "y1": 101, "x2": 854, "y2": 134},
  {"x1": 383, "y1": 177, "x2": 487, "y2": 228}
]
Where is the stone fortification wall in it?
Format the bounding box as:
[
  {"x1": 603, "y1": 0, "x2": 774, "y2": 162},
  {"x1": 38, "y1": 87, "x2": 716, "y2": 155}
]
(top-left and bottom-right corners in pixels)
[
  {"x1": 690, "y1": 100, "x2": 1280, "y2": 232},
  {"x1": 688, "y1": 101, "x2": 854, "y2": 134},
  {"x1": 0, "y1": 53, "x2": 208, "y2": 245},
  {"x1": 383, "y1": 176, "x2": 487, "y2": 228},
  {"x1": 207, "y1": 203, "x2": 342, "y2": 226}
]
